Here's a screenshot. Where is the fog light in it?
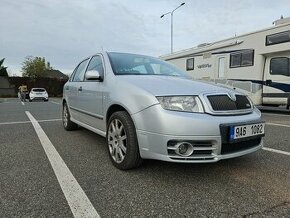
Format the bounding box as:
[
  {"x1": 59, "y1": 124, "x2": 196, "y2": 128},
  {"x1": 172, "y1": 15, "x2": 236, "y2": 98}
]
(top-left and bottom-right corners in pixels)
[{"x1": 175, "y1": 142, "x2": 194, "y2": 157}]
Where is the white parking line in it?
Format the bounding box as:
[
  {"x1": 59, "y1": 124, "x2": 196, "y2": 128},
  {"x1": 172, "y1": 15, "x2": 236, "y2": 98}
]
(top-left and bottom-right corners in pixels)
[
  {"x1": 266, "y1": 122, "x2": 290, "y2": 128},
  {"x1": 51, "y1": 101, "x2": 60, "y2": 105},
  {"x1": 38, "y1": 118, "x2": 62, "y2": 123},
  {"x1": 262, "y1": 113, "x2": 290, "y2": 117},
  {"x1": 0, "y1": 120, "x2": 31, "y2": 125},
  {"x1": 0, "y1": 100, "x2": 23, "y2": 104},
  {"x1": 21, "y1": 101, "x2": 25, "y2": 106},
  {"x1": 0, "y1": 119, "x2": 61, "y2": 125},
  {"x1": 25, "y1": 111, "x2": 100, "y2": 218},
  {"x1": 263, "y1": 147, "x2": 290, "y2": 156}
]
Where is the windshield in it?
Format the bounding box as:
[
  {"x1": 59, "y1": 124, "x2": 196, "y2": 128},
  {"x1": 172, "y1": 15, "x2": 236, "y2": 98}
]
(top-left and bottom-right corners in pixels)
[{"x1": 108, "y1": 52, "x2": 190, "y2": 78}]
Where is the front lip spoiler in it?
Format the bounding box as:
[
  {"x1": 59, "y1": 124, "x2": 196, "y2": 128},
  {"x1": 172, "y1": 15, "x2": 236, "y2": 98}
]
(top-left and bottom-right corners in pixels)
[{"x1": 167, "y1": 142, "x2": 263, "y2": 163}]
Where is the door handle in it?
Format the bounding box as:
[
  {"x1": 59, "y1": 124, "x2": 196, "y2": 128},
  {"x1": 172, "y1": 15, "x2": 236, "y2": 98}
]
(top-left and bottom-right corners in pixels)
[{"x1": 78, "y1": 86, "x2": 82, "y2": 91}]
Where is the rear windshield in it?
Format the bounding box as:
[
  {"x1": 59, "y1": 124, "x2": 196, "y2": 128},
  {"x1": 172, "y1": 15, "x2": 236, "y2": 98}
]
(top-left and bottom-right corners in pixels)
[
  {"x1": 108, "y1": 52, "x2": 190, "y2": 78},
  {"x1": 32, "y1": 88, "x2": 46, "y2": 92}
]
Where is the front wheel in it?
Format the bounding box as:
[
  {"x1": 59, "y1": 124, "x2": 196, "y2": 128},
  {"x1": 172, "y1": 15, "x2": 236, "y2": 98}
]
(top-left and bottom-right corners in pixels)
[
  {"x1": 107, "y1": 111, "x2": 142, "y2": 170},
  {"x1": 62, "y1": 102, "x2": 78, "y2": 131}
]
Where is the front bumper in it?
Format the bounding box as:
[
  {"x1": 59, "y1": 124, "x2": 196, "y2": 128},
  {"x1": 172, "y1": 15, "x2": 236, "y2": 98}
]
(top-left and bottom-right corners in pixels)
[
  {"x1": 30, "y1": 95, "x2": 48, "y2": 101},
  {"x1": 132, "y1": 104, "x2": 263, "y2": 162}
]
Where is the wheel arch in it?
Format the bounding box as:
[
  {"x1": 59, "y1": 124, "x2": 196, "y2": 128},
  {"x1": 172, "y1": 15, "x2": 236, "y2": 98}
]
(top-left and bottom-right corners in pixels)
[{"x1": 106, "y1": 104, "x2": 129, "y2": 124}]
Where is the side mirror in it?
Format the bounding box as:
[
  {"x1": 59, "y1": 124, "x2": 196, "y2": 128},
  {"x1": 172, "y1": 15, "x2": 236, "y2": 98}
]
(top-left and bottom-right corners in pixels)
[{"x1": 85, "y1": 70, "x2": 102, "y2": 81}]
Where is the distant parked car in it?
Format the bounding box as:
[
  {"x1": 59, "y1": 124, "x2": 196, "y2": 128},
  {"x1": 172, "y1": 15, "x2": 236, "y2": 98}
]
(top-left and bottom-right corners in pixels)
[
  {"x1": 29, "y1": 88, "x2": 48, "y2": 102},
  {"x1": 62, "y1": 52, "x2": 265, "y2": 170}
]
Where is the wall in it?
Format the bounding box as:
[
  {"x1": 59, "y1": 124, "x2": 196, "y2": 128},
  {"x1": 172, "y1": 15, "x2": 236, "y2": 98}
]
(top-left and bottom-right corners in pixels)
[{"x1": 0, "y1": 77, "x2": 15, "y2": 97}]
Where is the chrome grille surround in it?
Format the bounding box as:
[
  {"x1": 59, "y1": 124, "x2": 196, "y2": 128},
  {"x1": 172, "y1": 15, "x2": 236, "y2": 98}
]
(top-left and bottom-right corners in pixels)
[{"x1": 201, "y1": 92, "x2": 254, "y2": 115}]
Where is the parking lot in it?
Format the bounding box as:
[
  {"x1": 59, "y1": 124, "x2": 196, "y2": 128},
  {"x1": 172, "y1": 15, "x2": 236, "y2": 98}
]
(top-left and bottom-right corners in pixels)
[{"x1": 0, "y1": 98, "x2": 289, "y2": 217}]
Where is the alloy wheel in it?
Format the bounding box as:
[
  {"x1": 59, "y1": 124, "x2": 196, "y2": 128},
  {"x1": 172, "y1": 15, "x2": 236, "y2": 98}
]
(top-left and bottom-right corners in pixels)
[
  {"x1": 108, "y1": 119, "x2": 127, "y2": 163},
  {"x1": 63, "y1": 105, "x2": 68, "y2": 128}
]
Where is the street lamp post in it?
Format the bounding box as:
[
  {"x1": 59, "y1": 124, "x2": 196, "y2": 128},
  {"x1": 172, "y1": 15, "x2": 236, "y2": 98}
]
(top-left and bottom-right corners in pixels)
[{"x1": 160, "y1": 3, "x2": 185, "y2": 53}]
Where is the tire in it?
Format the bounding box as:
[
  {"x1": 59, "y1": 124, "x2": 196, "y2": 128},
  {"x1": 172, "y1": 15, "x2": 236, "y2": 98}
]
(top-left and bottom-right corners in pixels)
[
  {"x1": 29, "y1": 99, "x2": 32, "y2": 102},
  {"x1": 107, "y1": 111, "x2": 142, "y2": 170},
  {"x1": 62, "y1": 102, "x2": 78, "y2": 131}
]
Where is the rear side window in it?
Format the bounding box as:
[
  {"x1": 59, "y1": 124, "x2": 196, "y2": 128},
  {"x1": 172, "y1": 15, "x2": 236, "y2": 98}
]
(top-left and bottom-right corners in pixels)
[
  {"x1": 270, "y1": 57, "x2": 290, "y2": 76},
  {"x1": 186, "y1": 58, "x2": 194, "y2": 70},
  {"x1": 230, "y1": 50, "x2": 254, "y2": 68},
  {"x1": 72, "y1": 59, "x2": 89, "y2": 82}
]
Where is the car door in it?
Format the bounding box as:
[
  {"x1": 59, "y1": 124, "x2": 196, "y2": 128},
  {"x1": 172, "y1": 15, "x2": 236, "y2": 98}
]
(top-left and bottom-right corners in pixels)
[
  {"x1": 263, "y1": 56, "x2": 290, "y2": 105},
  {"x1": 217, "y1": 56, "x2": 226, "y2": 79},
  {"x1": 77, "y1": 55, "x2": 106, "y2": 131},
  {"x1": 67, "y1": 58, "x2": 89, "y2": 121}
]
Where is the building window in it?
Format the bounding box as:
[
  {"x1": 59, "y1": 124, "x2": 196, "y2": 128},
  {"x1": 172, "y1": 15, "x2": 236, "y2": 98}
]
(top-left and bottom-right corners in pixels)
[
  {"x1": 186, "y1": 58, "x2": 194, "y2": 70},
  {"x1": 270, "y1": 57, "x2": 290, "y2": 76},
  {"x1": 230, "y1": 50, "x2": 254, "y2": 68},
  {"x1": 266, "y1": 31, "x2": 290, "y2": 46}
]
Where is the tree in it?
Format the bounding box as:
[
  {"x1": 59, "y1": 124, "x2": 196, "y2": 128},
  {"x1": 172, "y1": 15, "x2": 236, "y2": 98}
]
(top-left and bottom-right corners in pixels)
[
  {"x1": 0, "y1": 58, "x2": 8, "y2": 77},
  {"x1": 21, "y1": 56, "x2": 53, "y2": 78}
]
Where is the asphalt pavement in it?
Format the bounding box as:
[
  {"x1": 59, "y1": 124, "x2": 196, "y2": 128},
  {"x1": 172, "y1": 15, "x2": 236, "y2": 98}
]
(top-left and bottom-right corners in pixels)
[{"x1": 0, "y1": 98, "x2": 289, "y2": 217}]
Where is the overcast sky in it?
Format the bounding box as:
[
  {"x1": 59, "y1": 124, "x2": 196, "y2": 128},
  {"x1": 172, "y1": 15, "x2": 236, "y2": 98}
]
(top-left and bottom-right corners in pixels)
[{"x1": 0, "y1": 0, "x2": 289, "y2": 76}]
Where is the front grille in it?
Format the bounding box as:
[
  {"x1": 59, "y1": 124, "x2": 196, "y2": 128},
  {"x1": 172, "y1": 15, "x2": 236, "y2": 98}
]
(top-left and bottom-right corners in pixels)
[
  {"x1": 221, "y1": 138, "x2": 262, "y2": 155},
  {"x1": 207, "y1": 95, "x2": 251, "y2": 111}
]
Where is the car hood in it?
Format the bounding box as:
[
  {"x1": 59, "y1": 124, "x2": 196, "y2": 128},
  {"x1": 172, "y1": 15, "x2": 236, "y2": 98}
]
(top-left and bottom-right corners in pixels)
[{"x1": 117, "y1": 75, "x2": 231, "y2": 96}]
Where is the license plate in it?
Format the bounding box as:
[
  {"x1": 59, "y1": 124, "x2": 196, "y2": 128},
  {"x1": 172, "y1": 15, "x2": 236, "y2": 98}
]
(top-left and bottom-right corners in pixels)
[{"x1": 230, "y1": 123, "x2": 265, "y2": 140}]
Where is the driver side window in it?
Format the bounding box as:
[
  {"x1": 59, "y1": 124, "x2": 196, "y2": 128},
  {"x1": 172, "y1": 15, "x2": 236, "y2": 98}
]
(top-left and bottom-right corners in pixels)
[
  {"x1": 86, "y1": 55, "x2": 104, "y2": 76},
  {"x1": 72, "y1": 59, "x2": 89, "y2": 82}
]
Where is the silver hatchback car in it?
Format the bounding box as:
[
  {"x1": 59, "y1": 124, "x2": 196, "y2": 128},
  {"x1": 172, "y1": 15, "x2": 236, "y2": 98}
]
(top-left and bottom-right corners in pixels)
[{"x1": 62, "y1": 52, "x2": 265, "y2": 170}]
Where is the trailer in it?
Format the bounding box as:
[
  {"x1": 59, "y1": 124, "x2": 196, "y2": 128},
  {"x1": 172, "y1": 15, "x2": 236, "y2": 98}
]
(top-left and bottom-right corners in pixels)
[{"x1": 161, "y1": 17, "x2": 290, "y2": 108}]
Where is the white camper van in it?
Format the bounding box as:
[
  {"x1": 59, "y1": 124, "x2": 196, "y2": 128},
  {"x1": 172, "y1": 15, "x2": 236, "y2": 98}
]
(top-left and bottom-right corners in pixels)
[{"x1": 161, "y1": 17, "x2": 290, "y2": 109}]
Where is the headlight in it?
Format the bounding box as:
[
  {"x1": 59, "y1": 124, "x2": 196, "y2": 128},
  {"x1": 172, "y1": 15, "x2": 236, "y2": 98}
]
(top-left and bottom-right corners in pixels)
[{"x1": 156, "y1": 96, "x2": 204, "y2": 113}]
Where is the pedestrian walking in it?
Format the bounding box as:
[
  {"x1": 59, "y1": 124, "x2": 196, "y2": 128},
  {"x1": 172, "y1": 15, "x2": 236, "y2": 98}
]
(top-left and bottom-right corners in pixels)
[{"x1": 18, "y1": 85, "x2": 28, "y2": 102}]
